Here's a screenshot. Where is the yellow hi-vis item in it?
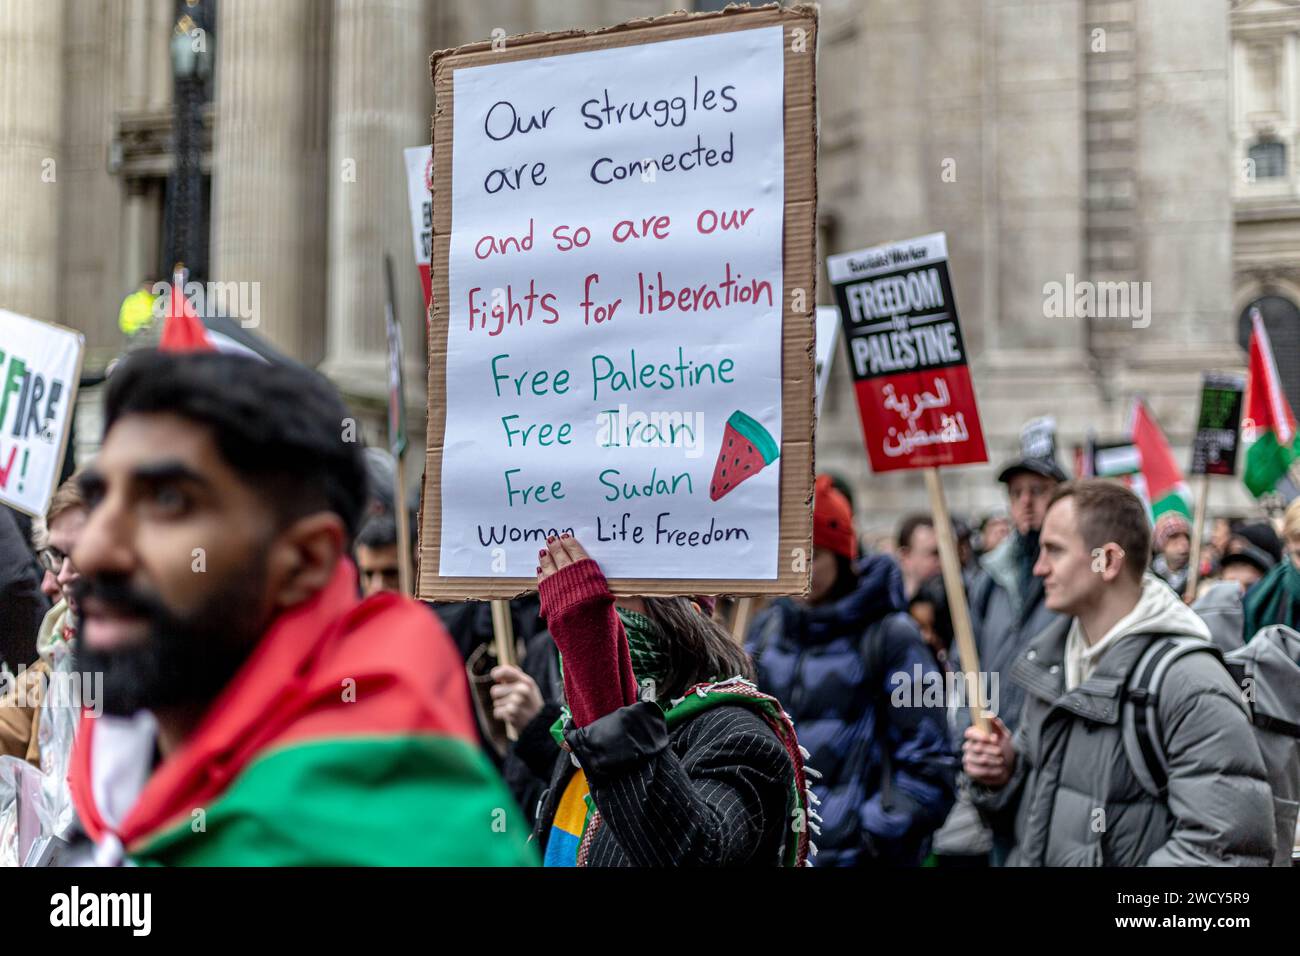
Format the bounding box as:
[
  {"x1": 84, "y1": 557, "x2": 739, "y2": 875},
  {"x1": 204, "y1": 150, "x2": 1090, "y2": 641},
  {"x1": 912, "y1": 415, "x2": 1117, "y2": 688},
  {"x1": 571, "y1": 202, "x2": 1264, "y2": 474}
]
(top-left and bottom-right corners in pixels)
[{"x1": 119, "y1": 288, "x2": 157, "y2": 336}]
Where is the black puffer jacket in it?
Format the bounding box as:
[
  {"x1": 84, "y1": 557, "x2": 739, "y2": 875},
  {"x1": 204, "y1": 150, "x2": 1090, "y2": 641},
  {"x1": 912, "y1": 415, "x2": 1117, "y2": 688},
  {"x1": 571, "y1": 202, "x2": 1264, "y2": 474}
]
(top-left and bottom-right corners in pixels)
[{"x1": 0, "y1": 506, "x2": 48, "y2": 671}]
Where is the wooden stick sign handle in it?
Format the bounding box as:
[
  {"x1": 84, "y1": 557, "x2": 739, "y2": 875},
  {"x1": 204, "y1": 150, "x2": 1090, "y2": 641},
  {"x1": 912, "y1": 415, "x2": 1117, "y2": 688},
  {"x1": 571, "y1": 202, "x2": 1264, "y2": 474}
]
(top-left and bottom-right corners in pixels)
[
  {"x1": 394, "y1": 457, "x2": 413, "y2": 597},
  {"x1": 923, "y1": 468, "x2": 990, "y2": 734},
  {"x1": 731, "y1": 597, "x2": 754, "y2": 645},
  {"x1": 490, "y1": 599, "x2": 519, "y2": 741},
  {"x1": 1183, "y1": 474, "x2": 1210, "y2": 604}
]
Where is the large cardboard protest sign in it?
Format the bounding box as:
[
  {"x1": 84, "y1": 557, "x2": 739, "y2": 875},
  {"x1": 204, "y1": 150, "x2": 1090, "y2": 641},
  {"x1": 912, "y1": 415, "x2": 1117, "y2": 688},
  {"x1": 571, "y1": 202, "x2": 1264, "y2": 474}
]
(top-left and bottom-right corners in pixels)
[
  {"x1": 419, "y1": 5, "x2": 817, "y2": 600},
  {"x1": 0, "y1": 311, "x2": 84, "y2": 517},
  {"x1": 827, "y1": 234, "x2": 988, "y2": 472}
]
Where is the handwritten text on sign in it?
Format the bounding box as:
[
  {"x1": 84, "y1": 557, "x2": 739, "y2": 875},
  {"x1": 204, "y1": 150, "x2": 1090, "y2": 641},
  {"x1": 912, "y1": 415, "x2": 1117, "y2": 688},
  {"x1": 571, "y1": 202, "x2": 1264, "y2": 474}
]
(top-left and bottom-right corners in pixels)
[
  {"x1": 0, "y1": 311, "x2": 82, "y2": 516},
  {"x1": 440, "y1": 27, "x2": 785, "y2": 579},
  {"x1": 827, "y1": 233, "x2": 988, "y2": 472}
]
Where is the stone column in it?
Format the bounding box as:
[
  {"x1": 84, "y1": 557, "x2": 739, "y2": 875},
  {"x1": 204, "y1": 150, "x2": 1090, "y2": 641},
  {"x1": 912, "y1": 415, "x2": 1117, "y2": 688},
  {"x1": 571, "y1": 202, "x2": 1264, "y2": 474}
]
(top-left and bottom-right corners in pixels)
[
  {"x1": 0, "y1": 0, "x2": 64, "y2": 322},
  {"x1": 210, "y1": 0, "x2": 331, "y2": 363},
  {"x1": 1112, "y1": 0, "x2": 1237, "y2": 415},
  {"x1": 149, "y1": 0, "x2": 174, "y2": 110},
  {"x1": 119, "y1": 0, "x2": 152, "y2": 294},
  {"x1": 322, "y1": 0, "x2": 433, "y2": 399}
]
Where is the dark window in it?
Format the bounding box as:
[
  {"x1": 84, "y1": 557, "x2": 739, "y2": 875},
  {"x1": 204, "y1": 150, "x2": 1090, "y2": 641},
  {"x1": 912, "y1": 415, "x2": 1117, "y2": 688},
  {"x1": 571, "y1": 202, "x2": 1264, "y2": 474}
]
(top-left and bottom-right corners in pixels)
[
  {"x1": 1249, "y1": 140, "x2": 1287, "y2": 179},
  {"x1": 1239, "y1": 296, "x2": 1300, "y2": 416}
]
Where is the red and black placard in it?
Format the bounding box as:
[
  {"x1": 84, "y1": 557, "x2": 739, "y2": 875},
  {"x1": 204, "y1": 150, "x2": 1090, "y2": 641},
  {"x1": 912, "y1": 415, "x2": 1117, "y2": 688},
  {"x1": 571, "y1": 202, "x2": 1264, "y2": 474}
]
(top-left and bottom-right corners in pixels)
[{"x1": 827, "y1": 233, "x2": 988, "y2": 472}]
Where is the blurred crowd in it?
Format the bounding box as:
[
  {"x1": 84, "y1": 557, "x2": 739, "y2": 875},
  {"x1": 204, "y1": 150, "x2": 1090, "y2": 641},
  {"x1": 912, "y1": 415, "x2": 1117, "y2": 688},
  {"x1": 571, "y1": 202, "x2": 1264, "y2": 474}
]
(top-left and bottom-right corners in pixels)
[{"x1": 0, "y1": 347, "x2": 1296, "y2": 867}]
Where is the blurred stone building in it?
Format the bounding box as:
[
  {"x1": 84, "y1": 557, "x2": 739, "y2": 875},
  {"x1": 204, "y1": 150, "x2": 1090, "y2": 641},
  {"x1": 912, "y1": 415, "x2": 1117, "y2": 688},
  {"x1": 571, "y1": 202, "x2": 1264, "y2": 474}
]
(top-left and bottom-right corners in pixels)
[
  {"x1": 0, "y1": 0, "x2": 1266, "y2": 531},
  {"x1": 1232, "y1": 0, "x2": 1300, "y2": 449}
]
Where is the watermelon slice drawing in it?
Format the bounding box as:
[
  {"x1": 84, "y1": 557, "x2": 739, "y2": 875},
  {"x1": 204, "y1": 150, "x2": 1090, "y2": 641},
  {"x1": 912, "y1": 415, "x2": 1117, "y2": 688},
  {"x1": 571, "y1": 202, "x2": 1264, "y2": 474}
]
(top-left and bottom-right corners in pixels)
[{"x1": 710, "y1": 410, "x2": 780, "y2": 501}]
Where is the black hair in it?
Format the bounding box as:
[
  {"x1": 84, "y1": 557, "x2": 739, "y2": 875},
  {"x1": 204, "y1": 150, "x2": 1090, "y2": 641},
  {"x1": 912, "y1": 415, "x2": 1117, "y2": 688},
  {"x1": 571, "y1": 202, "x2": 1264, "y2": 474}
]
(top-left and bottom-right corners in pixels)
[
  {"x1": 896, "y1": 512, "x2": 934, "y2": 551},
  {"x1": 104, "y1": 350, "x2": 368, "y2": 541},
  {"x1": 910, "y1": 573, "x2": 954, "y2": 652},
  {"x1": 825, "y1": 552, "x2": 859, "y2": 603},
  {"x1": 638, "y1": 597, "x2": 756, "y2": 703},
  {"x1": 825, "y1": 472, "x2": 855, "y2": 512},
  {"x1": 357, "y1": 512, "x2": 399, "y2": 550}
]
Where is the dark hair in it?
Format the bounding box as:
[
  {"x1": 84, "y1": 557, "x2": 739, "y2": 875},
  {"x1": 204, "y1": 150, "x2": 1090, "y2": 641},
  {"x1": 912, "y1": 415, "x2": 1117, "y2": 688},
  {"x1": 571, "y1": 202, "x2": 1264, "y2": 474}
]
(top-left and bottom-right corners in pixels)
[
  {"x1": 897, "y1": 513, "x2": 934, "y2": 551},
  {"x1": 910, "y1": 574, "x2": 954, "y2": 651},
  {"x1": 979, "y1": 511, "x2": 1007, "y2": 531},
  {"x1": 825, "y1": 552, "x2": 859, "y2": 603},
  {"x1": 825, "y1": 472, "x2": 855, "y2": 511},
  {"x1": 638, "y1": 597, "x2": 755, "y2": 702},
  {"x1": 104, "y1": 350, "x2": 368, "y2": 541},
  {"x1": 357, "y1": 512, "x2": 398, "y2": 550},
  {"x1": 1047, "y1": 479, "x2": 1150, "y2": 583}
]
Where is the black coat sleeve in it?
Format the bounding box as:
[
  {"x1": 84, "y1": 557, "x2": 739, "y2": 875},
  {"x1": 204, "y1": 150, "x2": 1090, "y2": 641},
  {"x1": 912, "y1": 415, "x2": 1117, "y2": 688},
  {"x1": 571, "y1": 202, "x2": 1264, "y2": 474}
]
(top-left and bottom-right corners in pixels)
[
  {"x1": 0, "y1": 507, "x2": 47, "y2": 671},
  {"x1": 565, "y1": 702, "x2": 794, "y2": 866}
]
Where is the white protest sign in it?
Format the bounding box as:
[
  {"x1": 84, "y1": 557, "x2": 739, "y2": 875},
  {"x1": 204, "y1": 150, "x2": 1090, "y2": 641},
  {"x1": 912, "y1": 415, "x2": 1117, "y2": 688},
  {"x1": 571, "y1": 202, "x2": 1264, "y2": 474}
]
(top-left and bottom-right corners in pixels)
[
  {"x1": 815, "y1": 305, "x2": 840, "y2": 419},
  {"x1": 0, "y1": 311, "x2": 84, "y2": 516},
  {"x1": 437, "y1": 25, "x2": 787, "y2": 581},
  {"x1": 405, "y1": 144, "x2": 434, "y2": 312}
]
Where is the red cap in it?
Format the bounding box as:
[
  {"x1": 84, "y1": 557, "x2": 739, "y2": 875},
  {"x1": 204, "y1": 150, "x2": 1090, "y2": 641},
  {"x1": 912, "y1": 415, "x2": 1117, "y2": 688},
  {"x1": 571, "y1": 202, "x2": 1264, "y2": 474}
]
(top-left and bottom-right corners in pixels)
[{"x1": 813, "y1": 474, "x2": 857, "y2": 560}]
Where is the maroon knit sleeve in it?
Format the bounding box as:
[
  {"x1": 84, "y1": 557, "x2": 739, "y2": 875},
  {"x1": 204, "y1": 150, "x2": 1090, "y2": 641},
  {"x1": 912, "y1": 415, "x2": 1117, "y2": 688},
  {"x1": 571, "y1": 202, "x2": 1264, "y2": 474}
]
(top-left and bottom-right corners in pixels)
[{"x1": 538, "y1": 559, "x2": 639, "y2": 727}]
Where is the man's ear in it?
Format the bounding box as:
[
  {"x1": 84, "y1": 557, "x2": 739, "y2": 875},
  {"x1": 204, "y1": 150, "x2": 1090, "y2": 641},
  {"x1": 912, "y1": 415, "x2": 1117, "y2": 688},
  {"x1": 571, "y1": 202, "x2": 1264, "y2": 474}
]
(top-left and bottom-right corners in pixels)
[
  {"x1": 1101, "y1": 542, "x2": 1127, "y2": 583},
  {"x1": 267, "y1": 512, "x2": 347, "y2": 610}
]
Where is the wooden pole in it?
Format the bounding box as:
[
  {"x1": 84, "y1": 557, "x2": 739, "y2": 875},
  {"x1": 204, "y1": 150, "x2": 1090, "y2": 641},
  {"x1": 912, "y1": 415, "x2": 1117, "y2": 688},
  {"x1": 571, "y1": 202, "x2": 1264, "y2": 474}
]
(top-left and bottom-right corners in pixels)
[
  {"x1": 731, "y1": 597, "x2": 754, "y2": 644},
  {"x1": 490, "y1": 599, "x2": 519, "y2": 741},
  {"x1": 923, "y1": 467, "x2": 989, "y2": 734},
  {"x1": 1183, "y1": 474, "x2": 1210, "y2": 604},
  {"x1": 394, "y1": 454, "x2": 413, "y2": 597}
]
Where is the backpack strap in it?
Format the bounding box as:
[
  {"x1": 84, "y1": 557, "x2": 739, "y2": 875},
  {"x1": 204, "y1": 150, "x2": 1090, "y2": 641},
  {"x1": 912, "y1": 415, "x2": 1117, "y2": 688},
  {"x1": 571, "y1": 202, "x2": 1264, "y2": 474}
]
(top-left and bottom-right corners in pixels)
[
  {"x1": 1121, "y1": 636, "x2": 1223, "y2": 798},
  {"x1": 1224, "y1": 657, "x2": 1300, "y2": 738}
]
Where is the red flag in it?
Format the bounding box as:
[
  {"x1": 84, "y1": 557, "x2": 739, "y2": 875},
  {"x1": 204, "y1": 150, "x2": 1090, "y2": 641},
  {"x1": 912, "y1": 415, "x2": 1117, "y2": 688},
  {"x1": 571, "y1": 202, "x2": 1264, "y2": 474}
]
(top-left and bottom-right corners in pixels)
[
  {"x1": 1129, "y1": 398, "x2": 1192, "y2": 519},
  {"x1": 158, "y1": 267, "x2": 215, "y2": 353},
  {"x1": 1242, "y1": 307, "x2": 1298, "y2": 496}
]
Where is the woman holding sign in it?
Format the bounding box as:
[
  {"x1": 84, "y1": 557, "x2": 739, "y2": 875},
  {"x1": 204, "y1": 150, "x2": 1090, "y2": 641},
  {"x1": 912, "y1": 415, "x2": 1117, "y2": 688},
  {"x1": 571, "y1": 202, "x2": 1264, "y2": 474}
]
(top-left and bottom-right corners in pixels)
[{"x1": 505, "y1": 534, "x2": 812, "y2": 867}]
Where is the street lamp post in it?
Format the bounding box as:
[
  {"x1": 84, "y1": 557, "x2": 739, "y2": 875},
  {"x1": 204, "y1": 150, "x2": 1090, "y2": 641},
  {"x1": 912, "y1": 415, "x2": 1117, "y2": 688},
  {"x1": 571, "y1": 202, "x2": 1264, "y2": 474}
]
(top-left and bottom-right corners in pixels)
[{"x1": 165, "y1": 0, "x2": 213, "y2": 283}]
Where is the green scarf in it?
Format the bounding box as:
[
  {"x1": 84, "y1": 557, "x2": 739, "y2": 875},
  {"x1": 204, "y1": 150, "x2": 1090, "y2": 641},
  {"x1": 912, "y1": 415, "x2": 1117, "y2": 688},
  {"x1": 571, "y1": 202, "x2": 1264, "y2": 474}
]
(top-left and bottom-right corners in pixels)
[
  {"x1": 547, "y1": 609, "x2": 812, "y2": 866},
  {"x1": 1243, "y1": 558, "x2": 1300, "y2": 642},
  {"x1": 552, "y1": 608, "x2": 669, "y2": 735}
]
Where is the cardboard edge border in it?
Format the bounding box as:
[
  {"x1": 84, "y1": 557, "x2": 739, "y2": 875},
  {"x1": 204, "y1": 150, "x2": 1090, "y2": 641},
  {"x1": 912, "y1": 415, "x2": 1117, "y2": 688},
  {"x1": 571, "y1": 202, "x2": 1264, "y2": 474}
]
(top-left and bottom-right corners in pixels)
[{"x1": 418, "y1": 2, "x2": 817, "y2": 601}]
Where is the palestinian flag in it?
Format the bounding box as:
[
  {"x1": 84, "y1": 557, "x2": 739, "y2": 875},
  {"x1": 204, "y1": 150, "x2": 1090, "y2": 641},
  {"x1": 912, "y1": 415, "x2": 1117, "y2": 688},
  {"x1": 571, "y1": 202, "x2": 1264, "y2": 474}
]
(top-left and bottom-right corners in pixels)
[
  {"x1": 68, "y1": 560, "x2": 537, "y2": 866},
  {"x1": 1129, "y1": 399, "x2": 1193, "y2": 521},
  {"x1": 1243, "y1": 307, "x2": 1298, "y2": 497}
]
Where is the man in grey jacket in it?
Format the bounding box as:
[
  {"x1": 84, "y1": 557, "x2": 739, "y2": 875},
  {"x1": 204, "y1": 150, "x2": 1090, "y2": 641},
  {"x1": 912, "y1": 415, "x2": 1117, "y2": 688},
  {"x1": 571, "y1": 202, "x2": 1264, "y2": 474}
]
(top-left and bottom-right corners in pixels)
[{"x1": 964, "y1": 480, "x2": 1275, "y2": 866}]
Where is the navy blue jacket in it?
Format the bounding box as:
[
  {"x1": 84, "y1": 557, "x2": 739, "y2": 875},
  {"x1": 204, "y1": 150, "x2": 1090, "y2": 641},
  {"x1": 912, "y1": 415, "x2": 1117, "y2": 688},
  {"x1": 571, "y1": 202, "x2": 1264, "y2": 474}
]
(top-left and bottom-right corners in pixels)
[{"x1": 746, "y1": 554, "x2": 957, "y2": 866}]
